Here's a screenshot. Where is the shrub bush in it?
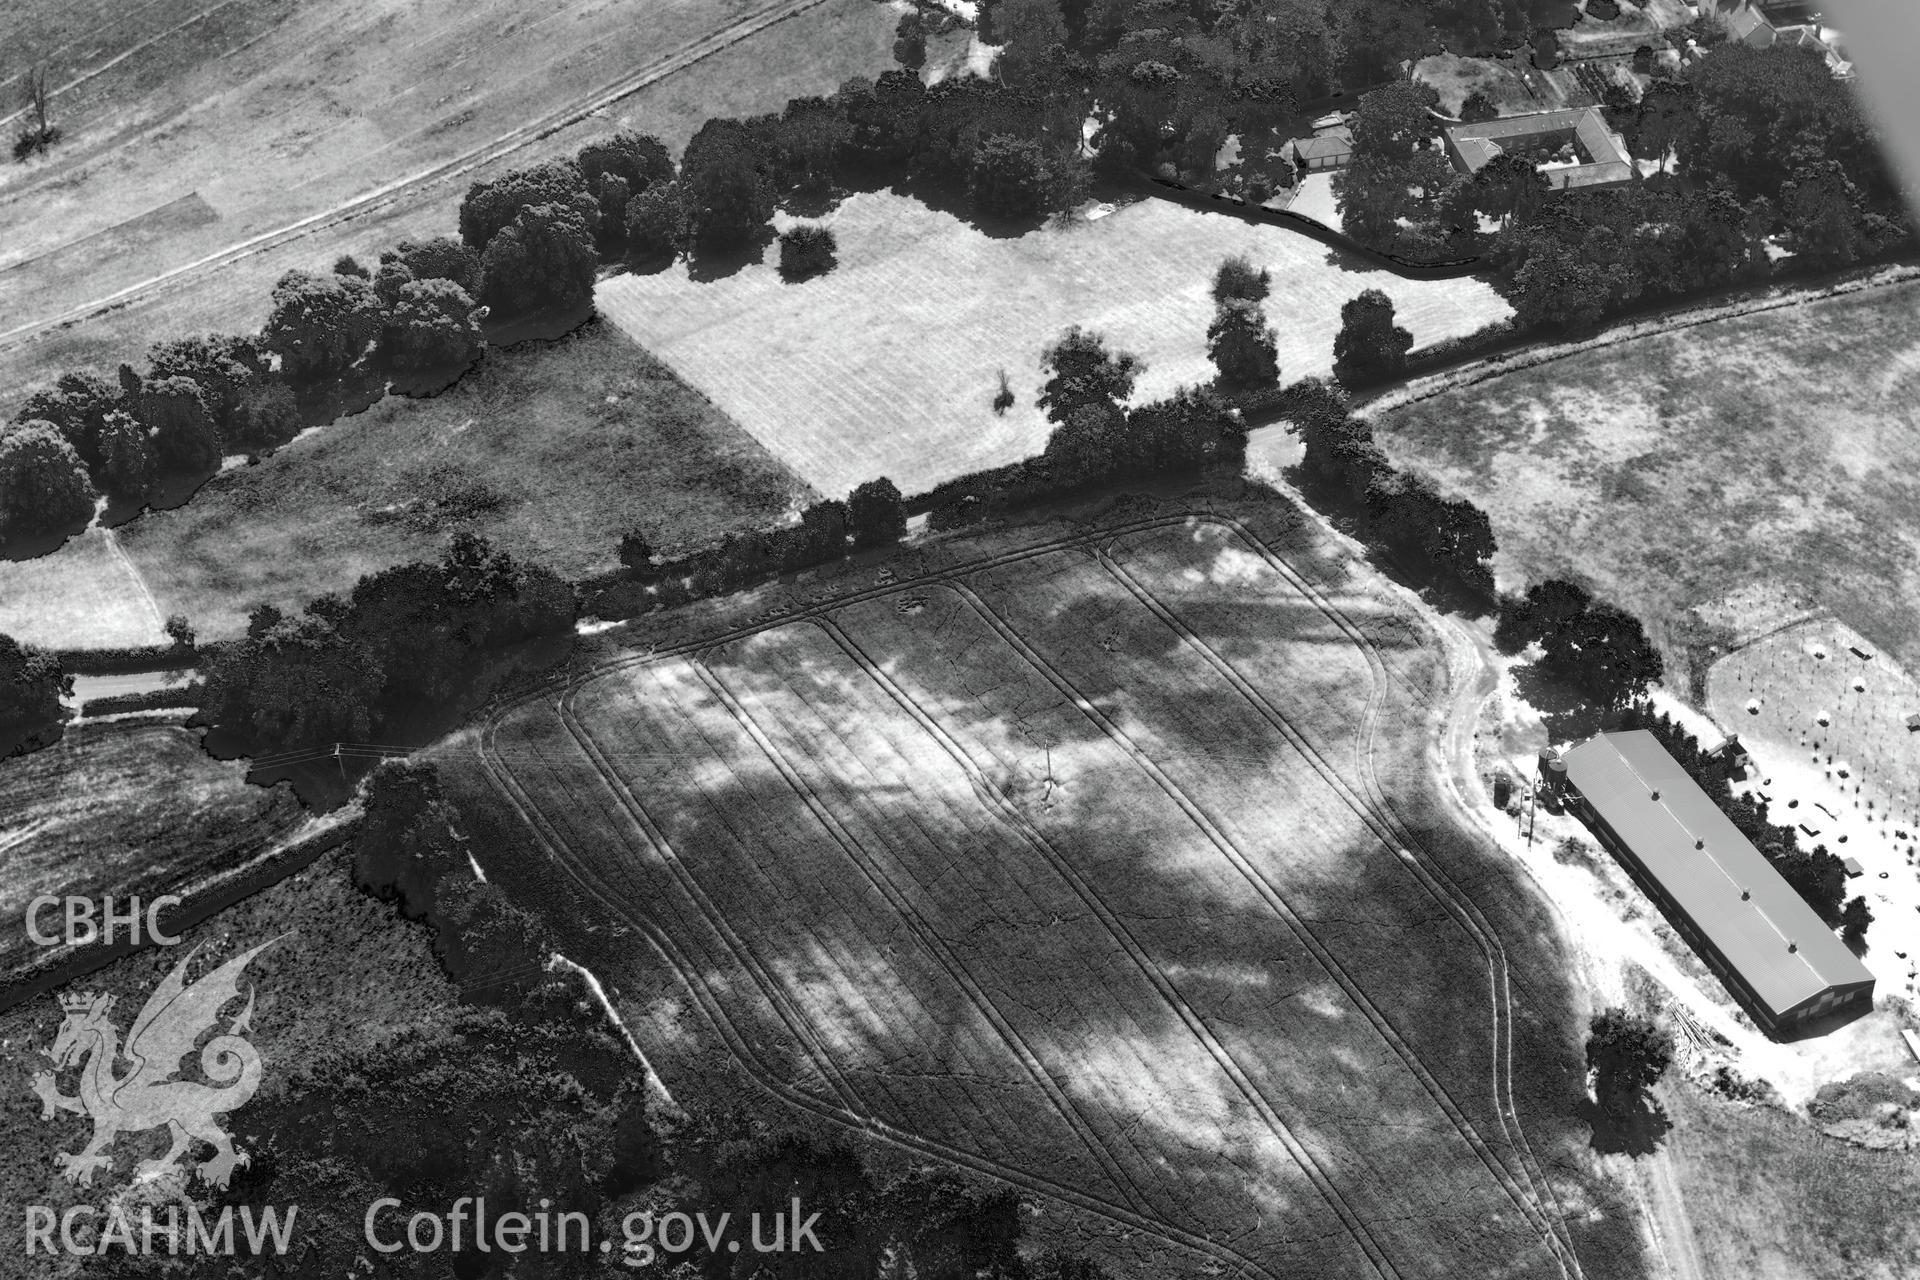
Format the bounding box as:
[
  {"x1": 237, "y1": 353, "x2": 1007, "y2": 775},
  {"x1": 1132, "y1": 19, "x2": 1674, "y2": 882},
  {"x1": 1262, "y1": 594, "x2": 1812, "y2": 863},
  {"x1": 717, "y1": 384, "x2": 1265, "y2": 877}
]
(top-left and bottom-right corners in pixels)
[{"x1": 778, "y1": 223, "x2": 839, "y2": 280}]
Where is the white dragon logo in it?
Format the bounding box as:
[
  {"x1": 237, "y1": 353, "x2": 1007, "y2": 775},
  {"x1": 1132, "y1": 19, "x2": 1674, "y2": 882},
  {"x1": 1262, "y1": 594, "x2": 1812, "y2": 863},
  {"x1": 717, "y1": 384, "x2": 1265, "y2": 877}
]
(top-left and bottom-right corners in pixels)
[{"x1": 28, "y1": 938, "x2": 282, "y2": 1190}]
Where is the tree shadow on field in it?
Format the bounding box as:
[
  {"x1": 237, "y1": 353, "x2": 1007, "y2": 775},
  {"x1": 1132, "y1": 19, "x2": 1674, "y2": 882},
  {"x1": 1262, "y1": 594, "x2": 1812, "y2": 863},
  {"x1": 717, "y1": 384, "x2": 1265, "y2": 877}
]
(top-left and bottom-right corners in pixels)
[
  {"x1": 687, "y1": 225, "x2": 777, "y2": 284},
  {"x1": 1577, "y1": 1091, "x2": 1673, "y2": 1156}
]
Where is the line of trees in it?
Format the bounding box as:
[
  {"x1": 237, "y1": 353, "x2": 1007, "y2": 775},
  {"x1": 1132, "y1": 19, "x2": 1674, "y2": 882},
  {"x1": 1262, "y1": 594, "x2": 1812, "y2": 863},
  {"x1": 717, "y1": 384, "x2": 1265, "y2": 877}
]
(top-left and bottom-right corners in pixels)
[
  {"x1": 194, "y1": 531, "x2": 575, "y2": 760},
  {"x1": 1, "y1": 130, "x2": 685, "y2": 551},
  {"x1": 1286, "y1": 380, "x2": 1495, "y2": 600}
]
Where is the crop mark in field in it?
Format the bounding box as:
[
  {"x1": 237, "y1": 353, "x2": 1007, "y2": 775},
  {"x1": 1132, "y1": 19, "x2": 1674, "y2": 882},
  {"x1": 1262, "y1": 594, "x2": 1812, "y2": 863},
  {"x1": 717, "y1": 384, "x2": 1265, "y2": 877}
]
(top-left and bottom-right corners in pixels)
[
  {"x1": 1092, "y1": 534, "x2": 1582, "y2": 1277},
  {"x1": 479, "y1": 690, "x2": 1292, "y2": 1280},
  {"x1": 554, "y1": 677, "x2": 868, "y2": 1113},
  {"x1": 810, "y1": 614, "x2": 1401, "y2": 1280},
  {"x1": 689, "y1": 657, "x2": 1166, "y2": 1221},
  {"x1": 474, "y1": 509, "x2": 1581, "y2": 1278},
  {"x1": 1177, "y1": 515, "x2": 1585, "y2": 1271}
]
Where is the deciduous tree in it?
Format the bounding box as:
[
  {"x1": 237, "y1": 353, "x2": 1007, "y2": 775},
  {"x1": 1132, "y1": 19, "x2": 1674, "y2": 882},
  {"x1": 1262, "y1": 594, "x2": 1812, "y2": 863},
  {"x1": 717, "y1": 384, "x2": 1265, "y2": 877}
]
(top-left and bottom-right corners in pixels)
[
  {"x1": 1037, "y1": 326, "x2": 1140, "y2": 429},
  {"x1": 380, "y1": 278, "x2": 485, "y2": 373},
  {"x1": 0, "y1": 633, "x2": 69, "y2": 757},
  {"x1": 261, "y1": 269, "x2": 382, "y2": 383},
  {"x1": 0, "y1": 421, "x2": 95, "y2": 537},
  {"x1": 478, "y1": 203, "x2": 599, "y2": 317},
  {"x1": 1332, "y1": 289, "x2": 1414, "y2": 386},
  {"x1": 1585, "y1": 1007, "x2": 1674, "y2": 1118},
  {"x1": 458, "y1": 160, "x2": 598, "y2": 255},
  {"x1": 1210, "y1": 254, "x2": 1270, "y2": 303},
  {"x1": 1206, "y1": 298, "x2": 1279, "y2": 388},
  {"x1": 848, "y1": 477, "x2": 907, "y2": 548}
]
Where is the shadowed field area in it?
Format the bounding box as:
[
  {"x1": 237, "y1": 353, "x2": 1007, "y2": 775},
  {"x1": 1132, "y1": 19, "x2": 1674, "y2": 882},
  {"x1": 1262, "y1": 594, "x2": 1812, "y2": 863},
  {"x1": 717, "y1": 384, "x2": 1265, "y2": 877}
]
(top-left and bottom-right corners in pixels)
[{"x1": 448, "y1": 504, "x2": 1635, "y2": 1280}]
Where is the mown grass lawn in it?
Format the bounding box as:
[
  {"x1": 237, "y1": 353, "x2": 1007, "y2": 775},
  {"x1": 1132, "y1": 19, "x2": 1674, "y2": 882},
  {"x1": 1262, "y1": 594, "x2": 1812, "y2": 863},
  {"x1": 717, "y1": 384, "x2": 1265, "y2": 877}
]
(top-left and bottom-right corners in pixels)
[{"x1": 598, "y1": 191, "x2": 1514, "y2": 497}]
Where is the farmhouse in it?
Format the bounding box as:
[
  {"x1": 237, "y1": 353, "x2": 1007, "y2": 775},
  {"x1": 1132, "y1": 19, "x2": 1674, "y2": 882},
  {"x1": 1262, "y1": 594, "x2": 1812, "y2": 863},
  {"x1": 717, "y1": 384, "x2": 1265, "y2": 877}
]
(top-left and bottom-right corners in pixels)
[
  {"x1": 1442, "y1": 107, "x2": 1634, "y2": 191},
  {"x1": 1561, "y1": 729, "x2": 1875, "y2": 1036},
  {"x1": 1281, "y1": 127, "x2": 1354, "y2": 173}
]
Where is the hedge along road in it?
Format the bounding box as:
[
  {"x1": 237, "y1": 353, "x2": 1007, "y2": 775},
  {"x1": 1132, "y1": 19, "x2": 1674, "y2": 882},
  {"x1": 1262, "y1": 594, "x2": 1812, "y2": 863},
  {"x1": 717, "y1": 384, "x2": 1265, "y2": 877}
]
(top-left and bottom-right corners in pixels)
[
  {"x1": 470, "y1": 506, "x2": 1590, "y2": 1280},
  {"x1": 0, "y1": 0, "x2": 833, "y2": 357}
]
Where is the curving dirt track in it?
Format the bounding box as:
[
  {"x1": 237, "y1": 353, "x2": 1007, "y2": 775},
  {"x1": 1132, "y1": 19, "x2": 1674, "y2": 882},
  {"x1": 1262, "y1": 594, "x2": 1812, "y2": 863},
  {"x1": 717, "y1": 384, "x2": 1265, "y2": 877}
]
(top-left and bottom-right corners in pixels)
[{"x1": 466, "y1": 510, "x2": 1593, "y2": 1280}]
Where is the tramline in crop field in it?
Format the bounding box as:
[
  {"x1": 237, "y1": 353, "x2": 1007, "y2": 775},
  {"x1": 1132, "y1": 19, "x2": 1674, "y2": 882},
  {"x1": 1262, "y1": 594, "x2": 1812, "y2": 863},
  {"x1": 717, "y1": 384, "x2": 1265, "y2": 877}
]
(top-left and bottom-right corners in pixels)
[{"x1": 466, "y1": 509, "x2": 1595, "y2": 1280}]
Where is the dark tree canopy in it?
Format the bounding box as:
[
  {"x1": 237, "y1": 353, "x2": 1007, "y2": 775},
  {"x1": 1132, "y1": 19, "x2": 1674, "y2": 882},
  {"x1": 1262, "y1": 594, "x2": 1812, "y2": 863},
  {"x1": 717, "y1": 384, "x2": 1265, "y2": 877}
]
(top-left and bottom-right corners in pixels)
[
  {"x1": 1210, "y1": 254, "x2": 1271, "y2": 304},
  {"x1": 847, "y1": 477, "x2": 907, "y2": 548},
  {"x1": 228, "y1": 381, "x2": 303, "y2": 450},
  {"x1": 968, "y1": 133, "x2": 1052, "y2": 222},
  {"x1": 457, "y1": 160, "x2": 599, "y2": 255},
  {"x1": 1037, "y1": 326, "x2": 1141, "y2": 430},
  {"x1": 682, "y1": 119, "x2": 778, "y2": 248},
  {"x1": 1207, "y1": 297, "x2": 1280, "y2": 389},
  {"x1": 0, "y1": 420, "x2": 95, "y2": 538},
  {"x1": 379, "y1": 278, "x2": 485, "y2": 373},
  {"x1": 144, "y1": 333, "x2": 267, "y2": 433},
  {"x1": 779, "y1": 223, "x2": 839, "y2": 280},
  {"x1": 1459, "y1": 89, "x2": 1498, "y2": 124},
  {"x1": 478, "y1": 203, "x2": 599, "y2": 317},
  {"x1": 140, "y1": 376, "x2": 222, "y2": 474},
  {"x1": 1585, "y1": 1007, "x2": 1674, "y2": 1117},
  {"x1": 16, "y1": 370, "x2": 119, "y2": 473},
  {"x1": 0, "y1": 633, "x2": 69, "y2": 757},
  {"x1": 1332, "y1": 288, "x2": 1414, "y2": 386},
  {"x1": 625, "y1": 180, "x2": 689, "y2": 262},
  {"x1": 261, "y1": 269, "x2": 381, "y2": 383}
]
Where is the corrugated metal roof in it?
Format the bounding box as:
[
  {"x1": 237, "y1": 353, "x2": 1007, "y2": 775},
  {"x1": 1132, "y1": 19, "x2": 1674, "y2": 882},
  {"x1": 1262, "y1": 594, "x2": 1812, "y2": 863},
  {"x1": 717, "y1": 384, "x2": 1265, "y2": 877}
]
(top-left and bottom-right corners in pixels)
[{"x1": 1563, "y1": 730, "x2": 1872, "y2": 1018}]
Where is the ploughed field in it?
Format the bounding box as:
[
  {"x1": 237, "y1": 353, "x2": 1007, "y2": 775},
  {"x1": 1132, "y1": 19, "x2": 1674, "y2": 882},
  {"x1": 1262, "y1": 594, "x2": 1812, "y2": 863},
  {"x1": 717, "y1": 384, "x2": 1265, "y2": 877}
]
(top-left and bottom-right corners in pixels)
[{"x1": 470, "y1": 510, "x2": 1591, "y2": 1280}]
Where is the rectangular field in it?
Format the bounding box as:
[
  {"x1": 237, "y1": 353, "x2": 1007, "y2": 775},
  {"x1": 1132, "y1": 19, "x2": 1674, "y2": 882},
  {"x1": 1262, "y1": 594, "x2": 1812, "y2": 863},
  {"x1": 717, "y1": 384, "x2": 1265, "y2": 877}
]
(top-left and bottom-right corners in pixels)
[
  {"x1": 595, "y1": 192, "x2": 1515, "y2": 497},
  {"x1": 474, "y1": 515, "x2": 1581, "y2": 1280}
]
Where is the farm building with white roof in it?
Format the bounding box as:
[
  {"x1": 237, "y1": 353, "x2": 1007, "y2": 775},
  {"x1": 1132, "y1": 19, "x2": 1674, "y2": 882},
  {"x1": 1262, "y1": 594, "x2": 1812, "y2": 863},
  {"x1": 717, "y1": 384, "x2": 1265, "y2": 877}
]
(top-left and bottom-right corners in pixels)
[{"x1": 1561, "y1": 729, "x2": 1875, "y2": 1037}]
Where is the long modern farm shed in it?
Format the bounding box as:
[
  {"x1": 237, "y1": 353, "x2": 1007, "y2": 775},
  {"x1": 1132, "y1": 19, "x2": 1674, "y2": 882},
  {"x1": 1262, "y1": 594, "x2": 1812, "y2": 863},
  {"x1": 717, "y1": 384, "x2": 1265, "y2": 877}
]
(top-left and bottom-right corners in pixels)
[{"x1": 1561, "y1": 730, "x2": 1874, "y2": 1036}]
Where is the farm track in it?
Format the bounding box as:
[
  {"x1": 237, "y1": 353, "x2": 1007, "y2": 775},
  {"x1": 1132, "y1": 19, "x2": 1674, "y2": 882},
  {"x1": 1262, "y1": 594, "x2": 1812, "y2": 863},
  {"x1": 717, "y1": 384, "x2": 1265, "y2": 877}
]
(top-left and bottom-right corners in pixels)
[
  {"x1": 479, "y1": 673, "x2": 1293, "y2": 1280},
  {"x1": 1092, "y1": 530, "x2": 1583, "y2": 1278},
  {"x1": 809, "y1": 613, "x2": 1398, "y2": 1279},
  {"x1": 474, "y1": 510, "x2": 1580, "y2": 1279},
  {"x1": 0, "y1": 0, "x2": 832, "y2": 355}
]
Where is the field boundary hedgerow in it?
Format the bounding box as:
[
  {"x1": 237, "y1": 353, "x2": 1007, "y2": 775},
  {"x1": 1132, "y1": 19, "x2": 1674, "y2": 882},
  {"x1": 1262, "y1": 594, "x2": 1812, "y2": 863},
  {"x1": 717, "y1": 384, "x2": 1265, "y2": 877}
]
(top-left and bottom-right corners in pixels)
[
  {"x1": 472, "y1": 508, "x2": 1589, "y2": 1279},
  {"x1": 1357, "y1": 262, "x2": 1920, "y2": 422}
]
